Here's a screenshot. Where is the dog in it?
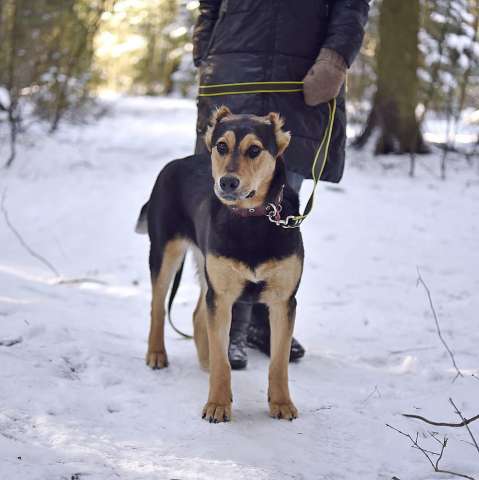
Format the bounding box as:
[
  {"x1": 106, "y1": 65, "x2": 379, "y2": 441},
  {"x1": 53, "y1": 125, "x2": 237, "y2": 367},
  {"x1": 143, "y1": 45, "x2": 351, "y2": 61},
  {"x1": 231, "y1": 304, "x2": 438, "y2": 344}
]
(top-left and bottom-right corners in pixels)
[{"x1": 136, "y1": 106, "x2": 304, "y2": 422}]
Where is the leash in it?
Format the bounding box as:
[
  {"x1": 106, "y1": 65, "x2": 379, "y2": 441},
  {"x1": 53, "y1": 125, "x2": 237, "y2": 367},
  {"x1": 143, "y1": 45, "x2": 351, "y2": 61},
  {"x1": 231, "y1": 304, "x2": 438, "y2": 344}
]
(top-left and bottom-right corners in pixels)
[
  {"x1": 168, "y1": 81, "x2": 337, "y2": 339},
  {"x1": 199, "y1": 81, "x2": 337, "y2": 228},
  {"x1": 167, "y1": 256, "x2": 193, "y2": 339}
]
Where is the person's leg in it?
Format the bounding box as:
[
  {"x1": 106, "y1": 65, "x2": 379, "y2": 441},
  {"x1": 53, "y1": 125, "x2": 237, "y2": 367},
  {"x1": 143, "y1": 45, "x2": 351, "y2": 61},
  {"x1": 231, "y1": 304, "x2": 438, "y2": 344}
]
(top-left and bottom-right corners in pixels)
[
  {"x1": 228, "y1": 302, "x2": 252, "y2": 370},
  {"x1": 247, "y1": 304, "x2": 305, "y2": 361}
]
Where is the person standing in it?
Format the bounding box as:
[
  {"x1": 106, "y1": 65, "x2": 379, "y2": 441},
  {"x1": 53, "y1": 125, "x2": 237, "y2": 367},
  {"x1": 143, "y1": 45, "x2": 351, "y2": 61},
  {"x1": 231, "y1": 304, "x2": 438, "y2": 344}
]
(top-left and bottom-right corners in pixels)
[{"x1": 193, "y1": 0, "x2": 370, "y2": 369}]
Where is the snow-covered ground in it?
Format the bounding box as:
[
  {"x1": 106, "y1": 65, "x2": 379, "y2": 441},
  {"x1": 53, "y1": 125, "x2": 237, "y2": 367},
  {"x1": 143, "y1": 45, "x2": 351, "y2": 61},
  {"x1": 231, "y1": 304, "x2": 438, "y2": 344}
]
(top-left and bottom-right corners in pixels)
[{"x1": 0, "y1": 97, "x2": 478, "y2": 480}]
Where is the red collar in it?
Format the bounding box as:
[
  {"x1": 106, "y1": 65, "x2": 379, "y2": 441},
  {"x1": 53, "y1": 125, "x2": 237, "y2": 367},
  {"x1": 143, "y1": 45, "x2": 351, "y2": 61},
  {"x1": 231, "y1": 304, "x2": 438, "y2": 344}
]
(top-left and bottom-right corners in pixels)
[{"x1": 228, "y1": 185, "x2": 284, "y2": 221}]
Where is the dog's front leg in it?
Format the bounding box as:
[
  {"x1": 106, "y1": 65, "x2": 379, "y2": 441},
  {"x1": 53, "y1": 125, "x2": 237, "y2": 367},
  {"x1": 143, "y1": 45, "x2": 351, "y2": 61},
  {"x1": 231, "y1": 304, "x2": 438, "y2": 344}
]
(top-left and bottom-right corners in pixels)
[
  {"x1": 202, "y1": 288, "x2": 233, "y2": 422},
  {"x1": 267, "y1": 297, "x2": 298, "y2": 420}
]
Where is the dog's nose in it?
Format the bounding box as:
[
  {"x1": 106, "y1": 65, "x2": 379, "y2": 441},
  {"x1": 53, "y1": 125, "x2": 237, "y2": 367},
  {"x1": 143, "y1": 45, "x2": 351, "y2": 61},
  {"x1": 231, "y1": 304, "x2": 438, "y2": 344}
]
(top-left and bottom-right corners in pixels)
[{"x1": 219, "y1": 175, "x2": 240, "y2": 193}]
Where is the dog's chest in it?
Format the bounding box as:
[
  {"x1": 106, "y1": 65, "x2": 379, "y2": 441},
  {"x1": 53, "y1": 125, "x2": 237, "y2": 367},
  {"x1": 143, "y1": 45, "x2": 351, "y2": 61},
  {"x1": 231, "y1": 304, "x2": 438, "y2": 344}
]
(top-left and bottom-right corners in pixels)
[{"x1": 206, "y1": 253, "x2": 302, "y2": 303}]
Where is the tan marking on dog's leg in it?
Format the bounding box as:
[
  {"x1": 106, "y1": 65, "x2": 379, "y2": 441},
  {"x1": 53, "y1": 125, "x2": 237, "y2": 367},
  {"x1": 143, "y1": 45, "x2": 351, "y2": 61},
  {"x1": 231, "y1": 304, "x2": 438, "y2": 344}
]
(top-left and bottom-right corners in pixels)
[
  {"x1": 146, "y1": 238, "x2": 187, "y2": 369},
  {"x1": 202, "y1": 254, "x2": 247, "y2": 422},
  {"x1": 267, "y1": 300, "x2": 298, "y2": 420},
  {"x1": 203, "y1": 298, "x2": 234, "y2": 422},
  {"x1": 259, "y1": 254, "x2": 303, "y2": 420}
]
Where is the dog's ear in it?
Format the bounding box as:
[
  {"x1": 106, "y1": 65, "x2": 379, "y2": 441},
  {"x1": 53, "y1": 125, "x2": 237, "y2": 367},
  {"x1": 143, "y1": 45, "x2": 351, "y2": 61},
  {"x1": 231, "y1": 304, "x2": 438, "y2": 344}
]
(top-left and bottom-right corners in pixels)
[
  {"x1": 204, "y1": 105, "x2": 233, "y2": 152},
  {"x1": 267, "y1": 112, "x2": 291, "y2": 157}
]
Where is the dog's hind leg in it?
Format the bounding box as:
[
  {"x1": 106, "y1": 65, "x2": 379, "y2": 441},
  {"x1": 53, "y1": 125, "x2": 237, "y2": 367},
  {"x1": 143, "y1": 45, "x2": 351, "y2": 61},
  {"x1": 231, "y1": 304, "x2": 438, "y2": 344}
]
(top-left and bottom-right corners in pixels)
[
  {"x1": 191, "y1": 246, "x2": 209, "y2": 370},
  {"x1": 146, "y1": 238, "x2": 187, "y2": 369}
]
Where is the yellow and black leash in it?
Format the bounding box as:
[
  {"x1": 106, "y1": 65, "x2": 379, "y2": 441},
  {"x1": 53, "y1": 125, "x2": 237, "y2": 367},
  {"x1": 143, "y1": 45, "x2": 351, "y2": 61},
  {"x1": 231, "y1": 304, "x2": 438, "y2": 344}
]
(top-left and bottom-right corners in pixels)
[{"x1": 168, "y1": 81, "x2": 337, "y2": 337}]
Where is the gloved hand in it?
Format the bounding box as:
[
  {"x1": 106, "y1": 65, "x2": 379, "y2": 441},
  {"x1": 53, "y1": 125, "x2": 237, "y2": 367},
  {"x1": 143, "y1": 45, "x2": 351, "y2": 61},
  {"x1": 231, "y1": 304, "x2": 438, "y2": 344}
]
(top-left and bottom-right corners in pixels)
[{"x1": 303, "y1": 48, "x2": 347, "y2": 106}]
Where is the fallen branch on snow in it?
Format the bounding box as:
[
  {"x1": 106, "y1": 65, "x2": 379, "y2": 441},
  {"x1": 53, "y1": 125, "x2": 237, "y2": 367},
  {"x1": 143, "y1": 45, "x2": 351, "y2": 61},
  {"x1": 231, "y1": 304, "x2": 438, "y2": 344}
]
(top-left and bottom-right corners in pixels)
[
  {"x1": 402, "y1": 411, "x2": 479, "y2": 428},
  {"x1": 1, "y1": 189, "x2": 108, "y2": 287},
  {"x1": 449, "y1": 398, "x2": 479, "y2": 455},
  {"x1": 54, "y1": 277, "x2": 108, "y2": 286},
  {"x1": 0, "y1": 337, "x2": 22, "y2": 347},
  {"x1": 386, "y1": 424, "x2": 477, "y2": 480},
  {"x1": 395, "y1": 397, "x2": 479, "y2": 479},
  {"x1": 1, "y1": 189, "x2": 60, "y2": 277},
  {"x1": 416, "y1": 267, "x2": 463, "y2": 381}
]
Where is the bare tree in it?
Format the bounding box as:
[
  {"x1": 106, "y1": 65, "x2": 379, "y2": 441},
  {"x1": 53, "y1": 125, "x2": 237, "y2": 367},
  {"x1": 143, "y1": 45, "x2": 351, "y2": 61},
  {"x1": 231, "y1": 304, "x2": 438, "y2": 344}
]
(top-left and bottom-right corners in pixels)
[
  {"x1": 4, "y1": 0, "x2": 21, "y2": 168},
  {"x1": 354, "y1": 0, "x2": 428, "y2": 156}
]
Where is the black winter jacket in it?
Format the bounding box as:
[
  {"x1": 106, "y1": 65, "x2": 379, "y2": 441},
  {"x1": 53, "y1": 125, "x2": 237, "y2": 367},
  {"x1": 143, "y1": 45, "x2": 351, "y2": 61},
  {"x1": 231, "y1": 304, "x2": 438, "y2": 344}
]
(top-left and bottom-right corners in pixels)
[{"x1": 193, "y1": 0, "x2": 369, "y2": 182}]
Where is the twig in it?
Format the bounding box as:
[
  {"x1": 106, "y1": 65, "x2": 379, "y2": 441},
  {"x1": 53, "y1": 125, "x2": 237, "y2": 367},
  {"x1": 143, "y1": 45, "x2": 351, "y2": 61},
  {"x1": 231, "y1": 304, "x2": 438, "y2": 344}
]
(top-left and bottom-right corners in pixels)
[
  {"x1": 402, "y1": 412, "x2": 479, "y2": 428},
  {"x1": 54, "y1": 277, "x2": 108, "y2": 286},
  {"x1": 361, "y1": 385, "x2": 381, "y2": 404},
  {"x1": 386, "y1": 424, "x2": 477, "y2": 480},
  {"x1": 1, "y1": 189, "x2": 60, "y2": 277},
  {"x1": 416, "y1": 267, "x2": 463, "y2": 381},
  {"x1": 450, "y1": 398, "x2": 479, "y2": 455},
  {"x1": 0, "y1": 337, "x2": 22, "y2": 347},
  {"x1": 1, "y1": 190, "x2": 108, "y2": 287}
]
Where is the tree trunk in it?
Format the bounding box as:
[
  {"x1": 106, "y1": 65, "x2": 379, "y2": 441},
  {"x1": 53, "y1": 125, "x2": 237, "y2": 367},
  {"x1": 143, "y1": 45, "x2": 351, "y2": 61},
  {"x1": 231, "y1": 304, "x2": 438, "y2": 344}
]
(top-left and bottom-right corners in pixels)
[
  {"x1": 5, "y1": 0, "x2": 20, "y2": 168},
  {"x1": 354, "y1": 0, "x2": 428, "y2": 155}
]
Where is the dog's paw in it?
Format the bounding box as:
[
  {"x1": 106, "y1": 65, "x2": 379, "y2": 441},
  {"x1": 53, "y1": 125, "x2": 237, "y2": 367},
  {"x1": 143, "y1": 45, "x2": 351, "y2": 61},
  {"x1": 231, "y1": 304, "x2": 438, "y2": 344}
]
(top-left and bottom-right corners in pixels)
[
  {"x1": 146, "y1": 351, "x2": 168, "y2": 369},
  {"x1": 269, "y1": 401, "x2": 298, "y2": 421},
  {"x1": 202, "y1": 402, "x2": 232, "y2": 423}
]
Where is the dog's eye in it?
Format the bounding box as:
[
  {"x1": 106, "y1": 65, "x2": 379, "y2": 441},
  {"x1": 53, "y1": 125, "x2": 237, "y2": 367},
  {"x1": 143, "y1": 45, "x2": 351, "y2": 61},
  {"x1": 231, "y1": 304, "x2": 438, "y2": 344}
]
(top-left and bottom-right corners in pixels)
[
  {"x1": 216, "y1": 142, "x2": 228, "y2": 155},
  {"x1": 247, "y1": 145, "x2": 262, "y2": 158}
]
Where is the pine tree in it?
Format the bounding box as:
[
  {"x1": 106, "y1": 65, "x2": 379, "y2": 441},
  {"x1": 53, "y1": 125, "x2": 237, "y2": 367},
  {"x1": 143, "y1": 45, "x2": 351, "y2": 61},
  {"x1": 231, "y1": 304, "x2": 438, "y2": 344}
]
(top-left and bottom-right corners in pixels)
[
  {"x1": 0, "y1": 0, "x2": 115, "y2": 166},
  {"x1": 420, "y1": 0, "x2": 479, "y2": 121}
]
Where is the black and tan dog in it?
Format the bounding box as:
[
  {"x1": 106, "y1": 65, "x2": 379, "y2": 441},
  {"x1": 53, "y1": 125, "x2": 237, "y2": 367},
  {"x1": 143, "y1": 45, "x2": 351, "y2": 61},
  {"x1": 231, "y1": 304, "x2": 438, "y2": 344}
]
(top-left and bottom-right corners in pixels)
[{"x1": 136, "y1": 106, "x2": 304, "y2": 422}]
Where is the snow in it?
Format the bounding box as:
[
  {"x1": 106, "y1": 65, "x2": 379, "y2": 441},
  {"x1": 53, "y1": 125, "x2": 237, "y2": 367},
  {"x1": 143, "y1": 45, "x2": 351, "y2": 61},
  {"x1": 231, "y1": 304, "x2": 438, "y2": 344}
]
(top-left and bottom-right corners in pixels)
[
  {"x1": 0, "y1": 87, "x2": 10, "y2": 111},
  {"x1": 1, "y1": 96, "x2": 478, "y2": 480}
]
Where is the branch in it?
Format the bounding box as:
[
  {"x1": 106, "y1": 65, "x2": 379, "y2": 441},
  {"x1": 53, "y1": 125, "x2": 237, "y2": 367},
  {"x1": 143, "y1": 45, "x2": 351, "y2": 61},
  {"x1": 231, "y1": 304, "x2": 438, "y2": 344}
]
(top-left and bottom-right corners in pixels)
[
  {"x1": 1, "y1": 189, "x2": 60, "y2": 277},
  {"x1": 0, "y1": 337, "x2": 22, "y2": 347},
  {"x1": 450, "y1": 398, "x2": 479, "y2": 456},
  {"x1": 416, "y1": 267, "x2": 463, "y2": 381},
  {"x1": 361, "y1": 385, "x2": 381, "y2": 404},
  {"x1": 386, "y1": 424, "x2": 477, "y2": 480},
  {"x1": 402, "y1": 412, "x2": 479, "y2": 428},
  {"x1": 54, "y1": 277, "x2": 107, "y2": 286}
]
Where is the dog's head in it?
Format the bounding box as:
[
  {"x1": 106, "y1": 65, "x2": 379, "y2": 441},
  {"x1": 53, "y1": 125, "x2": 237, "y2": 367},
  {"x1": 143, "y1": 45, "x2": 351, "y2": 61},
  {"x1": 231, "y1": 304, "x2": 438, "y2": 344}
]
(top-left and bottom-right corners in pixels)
[{"x1": 204, "y1": 106, "x2": 291, "y2": 208}]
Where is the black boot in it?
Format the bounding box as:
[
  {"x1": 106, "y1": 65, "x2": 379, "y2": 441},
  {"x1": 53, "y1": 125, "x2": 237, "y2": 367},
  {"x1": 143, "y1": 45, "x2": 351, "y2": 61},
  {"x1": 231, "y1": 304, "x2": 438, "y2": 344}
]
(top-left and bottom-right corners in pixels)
[
  {"x1": 247, "y1": 304, "x2": 305, "y2": 362},
  {"x1": 228, "y1": 303, "x2": 252, "y2": 370}
]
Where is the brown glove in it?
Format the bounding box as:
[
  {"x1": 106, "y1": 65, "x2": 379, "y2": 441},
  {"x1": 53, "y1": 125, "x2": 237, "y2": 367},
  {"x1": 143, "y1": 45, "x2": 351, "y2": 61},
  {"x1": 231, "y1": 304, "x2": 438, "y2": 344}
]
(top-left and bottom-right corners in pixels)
[{"x1": 303, "y1": 48, "x2": 347, "y2": 106}]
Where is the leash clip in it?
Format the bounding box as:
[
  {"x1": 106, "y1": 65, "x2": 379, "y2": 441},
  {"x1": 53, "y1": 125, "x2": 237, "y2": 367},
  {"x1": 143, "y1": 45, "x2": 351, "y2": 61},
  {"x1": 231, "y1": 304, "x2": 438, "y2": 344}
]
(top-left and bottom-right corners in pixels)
[{"x1": 265, "y1": 204, "x2": 302, "y2": 229}]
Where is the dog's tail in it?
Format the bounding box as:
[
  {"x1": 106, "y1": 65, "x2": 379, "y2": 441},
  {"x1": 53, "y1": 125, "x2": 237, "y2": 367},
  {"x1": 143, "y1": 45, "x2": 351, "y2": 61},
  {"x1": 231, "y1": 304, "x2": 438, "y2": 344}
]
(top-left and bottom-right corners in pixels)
[{"x1": 135, "y1": 201, "x2": 149, "y2": 234}]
